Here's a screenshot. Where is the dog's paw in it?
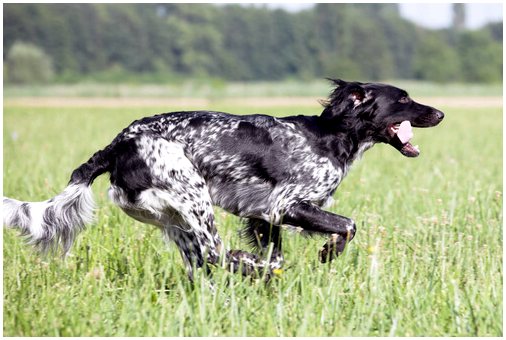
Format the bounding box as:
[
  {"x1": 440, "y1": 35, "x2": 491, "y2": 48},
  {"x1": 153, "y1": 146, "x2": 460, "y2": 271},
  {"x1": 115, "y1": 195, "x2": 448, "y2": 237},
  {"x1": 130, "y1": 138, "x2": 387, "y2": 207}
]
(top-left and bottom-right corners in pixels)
[{"x1": 319, "y1": 234, "x2": 347, "y2": 263}]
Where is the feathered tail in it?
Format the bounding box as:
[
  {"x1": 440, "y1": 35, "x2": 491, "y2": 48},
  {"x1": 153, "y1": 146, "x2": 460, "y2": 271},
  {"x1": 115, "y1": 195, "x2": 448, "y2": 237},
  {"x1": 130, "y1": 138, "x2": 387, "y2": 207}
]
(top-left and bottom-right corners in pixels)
[
  {"x1": 3, "y1": 147, "x2": 112, "y2": 255},
  {"x1": 3, "y1": 185, "x2": 95, "y2": 254}
]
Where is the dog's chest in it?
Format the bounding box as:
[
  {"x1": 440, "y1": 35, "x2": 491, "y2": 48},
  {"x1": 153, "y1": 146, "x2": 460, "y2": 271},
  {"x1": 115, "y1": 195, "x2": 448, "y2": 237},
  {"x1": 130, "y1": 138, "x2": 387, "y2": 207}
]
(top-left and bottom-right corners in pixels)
[
  {"x1": 269, "y1": 124, "x2": 345, "y2": 206},
  {"x1": 289, "y1": 149, "x2": 343, "y2": 206}
]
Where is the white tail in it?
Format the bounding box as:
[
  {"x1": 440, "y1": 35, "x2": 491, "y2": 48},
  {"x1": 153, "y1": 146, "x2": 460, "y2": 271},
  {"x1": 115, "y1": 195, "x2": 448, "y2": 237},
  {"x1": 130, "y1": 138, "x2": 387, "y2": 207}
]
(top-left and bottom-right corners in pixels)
[{"x1": 3, "y1": 184, "x2": 95, "y2": 255}]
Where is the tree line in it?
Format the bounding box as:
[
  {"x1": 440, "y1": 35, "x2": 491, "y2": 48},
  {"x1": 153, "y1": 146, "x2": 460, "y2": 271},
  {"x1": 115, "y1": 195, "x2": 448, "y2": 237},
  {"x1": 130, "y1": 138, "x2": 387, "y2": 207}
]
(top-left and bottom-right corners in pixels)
[{"x1": 3, "y1": 3, "x2": 503, "y2": 84}]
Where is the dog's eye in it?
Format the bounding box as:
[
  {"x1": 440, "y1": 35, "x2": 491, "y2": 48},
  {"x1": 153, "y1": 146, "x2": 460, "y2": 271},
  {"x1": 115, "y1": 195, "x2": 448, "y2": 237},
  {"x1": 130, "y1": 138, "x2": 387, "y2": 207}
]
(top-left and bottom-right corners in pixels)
[{"x1": 398, "y1": 97, "x2": 410, "y2": 104}]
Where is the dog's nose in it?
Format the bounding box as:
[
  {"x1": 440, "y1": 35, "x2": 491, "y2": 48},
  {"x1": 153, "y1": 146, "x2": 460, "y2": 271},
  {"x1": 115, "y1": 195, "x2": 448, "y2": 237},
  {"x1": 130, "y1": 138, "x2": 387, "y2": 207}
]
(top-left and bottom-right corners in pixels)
[{"x1": 435, "y1": 110, "x2": 444, "y2": 121}]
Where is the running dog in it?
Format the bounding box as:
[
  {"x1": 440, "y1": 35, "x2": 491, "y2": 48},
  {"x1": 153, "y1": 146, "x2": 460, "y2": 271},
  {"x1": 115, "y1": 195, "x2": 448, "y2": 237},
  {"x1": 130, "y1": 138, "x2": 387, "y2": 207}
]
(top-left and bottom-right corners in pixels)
[{"x1": 3, "y1": 79, "x2": 444, "y2": 280}]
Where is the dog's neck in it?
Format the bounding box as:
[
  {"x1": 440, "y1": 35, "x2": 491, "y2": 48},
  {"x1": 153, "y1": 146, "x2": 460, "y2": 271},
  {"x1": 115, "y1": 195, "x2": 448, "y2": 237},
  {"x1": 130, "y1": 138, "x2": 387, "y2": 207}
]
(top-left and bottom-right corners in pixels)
[
  {"x1": 285, "y1": 114, "x2": 377, "y2": 170},
  {"x1": 318, "y1": 114, "x2": 376, "y2": 165},
  {"x1": 347, "y1": 140, "x2": 374, "y2": 166},
  {"x1": 329, "y1": 130, "x2": 375, "y2": 171}
]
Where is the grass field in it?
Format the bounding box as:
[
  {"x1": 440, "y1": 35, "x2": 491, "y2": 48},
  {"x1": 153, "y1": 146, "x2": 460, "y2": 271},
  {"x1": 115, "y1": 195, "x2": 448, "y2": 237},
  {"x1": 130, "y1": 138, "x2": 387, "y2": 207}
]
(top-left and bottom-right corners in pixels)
[
  {"x1": 4, "y1": 79, "x2": 503, "y2": 98},
  {"x1": 3, "y1": 85, "x2": 503, "y2": 336}
]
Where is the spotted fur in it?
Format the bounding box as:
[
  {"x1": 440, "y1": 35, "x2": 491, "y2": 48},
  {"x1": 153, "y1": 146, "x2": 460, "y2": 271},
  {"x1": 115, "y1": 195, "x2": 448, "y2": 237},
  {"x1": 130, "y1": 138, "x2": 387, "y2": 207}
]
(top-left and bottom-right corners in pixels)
[{"x1": 3, "y1": 79, "x2": 444, "y2": 279}]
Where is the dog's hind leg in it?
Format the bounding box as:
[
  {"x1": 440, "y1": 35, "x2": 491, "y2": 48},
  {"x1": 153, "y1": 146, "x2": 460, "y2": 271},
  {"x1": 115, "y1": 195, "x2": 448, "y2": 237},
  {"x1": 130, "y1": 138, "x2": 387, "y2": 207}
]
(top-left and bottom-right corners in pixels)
[
  {"x1": 115, "y1": 179, "x2": 281, "y2": 281},
  {"x1": 110, "y1": 136, "x2": 281, "y2": 280}
]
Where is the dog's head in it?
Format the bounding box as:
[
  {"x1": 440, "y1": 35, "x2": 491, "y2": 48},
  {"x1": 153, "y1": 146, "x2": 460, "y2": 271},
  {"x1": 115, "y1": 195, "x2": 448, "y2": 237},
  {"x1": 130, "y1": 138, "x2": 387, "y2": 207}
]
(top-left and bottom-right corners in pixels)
[{"x1": 321, "y1": 79, "x2": 444, "y2": 157}]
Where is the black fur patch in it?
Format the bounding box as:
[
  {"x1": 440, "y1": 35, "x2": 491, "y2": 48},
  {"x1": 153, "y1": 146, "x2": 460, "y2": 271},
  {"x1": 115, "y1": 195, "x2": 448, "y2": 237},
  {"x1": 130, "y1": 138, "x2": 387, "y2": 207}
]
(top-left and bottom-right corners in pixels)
[{"x1": 109, "y1": 138, "x2": 153, "y2": 204}]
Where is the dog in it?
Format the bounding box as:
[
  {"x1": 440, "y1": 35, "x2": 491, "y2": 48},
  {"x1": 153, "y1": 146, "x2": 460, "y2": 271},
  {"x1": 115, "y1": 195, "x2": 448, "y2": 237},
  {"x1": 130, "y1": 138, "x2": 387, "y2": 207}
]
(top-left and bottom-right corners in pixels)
[{"x1": 3, "y1": 79, "x2": 444, "y2": 280}]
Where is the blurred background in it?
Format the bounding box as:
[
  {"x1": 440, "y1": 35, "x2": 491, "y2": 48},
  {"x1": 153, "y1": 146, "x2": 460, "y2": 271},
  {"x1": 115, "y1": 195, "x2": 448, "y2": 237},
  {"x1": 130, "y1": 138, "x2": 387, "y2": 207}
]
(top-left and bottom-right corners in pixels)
[{"x1": 3, "y1": 3, "x2": 503, "y2": 89}]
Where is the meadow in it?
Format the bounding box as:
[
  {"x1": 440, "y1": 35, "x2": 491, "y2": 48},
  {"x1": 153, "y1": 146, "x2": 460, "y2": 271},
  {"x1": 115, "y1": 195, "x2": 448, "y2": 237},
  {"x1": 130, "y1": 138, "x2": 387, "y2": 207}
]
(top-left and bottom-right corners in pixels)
[{"x1": 3, "y1": 82, "x2": 503, "y2": 336}]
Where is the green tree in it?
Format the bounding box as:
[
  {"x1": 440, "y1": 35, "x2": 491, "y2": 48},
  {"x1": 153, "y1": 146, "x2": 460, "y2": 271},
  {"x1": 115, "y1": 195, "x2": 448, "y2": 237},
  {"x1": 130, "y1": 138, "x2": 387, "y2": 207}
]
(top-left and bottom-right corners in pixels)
[
  {"x1": 413, "y1": 34, "x2": 461, "y2": 82},
  {"x1": 314, "y1": 4, "x2": 396, "y2": 81},
  {"x1": 2, "y1": 3, "x2": 503, "y2": 83},
  {"x1": 5, "y1": 41, "x2": 54, "y2": 84},
  {"x1": 457, "y1": 30, "x2": 502, "y2": 82},
  {"x1": 485, "y1": 22, "x2": 503, "y2": 43}
]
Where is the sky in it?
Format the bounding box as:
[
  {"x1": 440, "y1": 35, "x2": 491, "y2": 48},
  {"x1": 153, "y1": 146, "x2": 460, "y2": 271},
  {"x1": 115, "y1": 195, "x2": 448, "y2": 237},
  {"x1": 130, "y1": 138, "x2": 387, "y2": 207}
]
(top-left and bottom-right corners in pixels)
[
  {"x1": 399, "y1": 3, "x2": 503, "y2": 29},
  {"x1": 255, "y1": 3, "x2": 503, "y2": 29}
]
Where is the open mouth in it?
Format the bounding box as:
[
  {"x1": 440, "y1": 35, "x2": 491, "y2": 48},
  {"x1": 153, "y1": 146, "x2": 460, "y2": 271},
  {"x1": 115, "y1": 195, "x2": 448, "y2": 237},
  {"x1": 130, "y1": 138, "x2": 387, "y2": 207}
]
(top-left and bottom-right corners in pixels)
[{"x1": 388, "y1": 120, "x2": 420, "y2": 157}]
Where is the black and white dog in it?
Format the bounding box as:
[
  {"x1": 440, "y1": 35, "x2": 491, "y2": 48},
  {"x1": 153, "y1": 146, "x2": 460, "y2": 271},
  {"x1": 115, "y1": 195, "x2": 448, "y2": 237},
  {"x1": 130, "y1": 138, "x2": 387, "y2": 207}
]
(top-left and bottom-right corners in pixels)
[{"x1": 4, "y1": 79, "x2": 444, "y2": 279}]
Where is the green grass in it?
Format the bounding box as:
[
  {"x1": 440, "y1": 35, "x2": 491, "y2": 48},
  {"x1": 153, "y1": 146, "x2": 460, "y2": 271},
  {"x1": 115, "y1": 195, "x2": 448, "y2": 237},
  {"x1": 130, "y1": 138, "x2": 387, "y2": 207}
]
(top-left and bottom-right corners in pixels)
[
  {"x1": 3, "y1": 99, "x2": 502, "y2": 336},
  {"x1": 4, "y1": 79, "x2": 503, "y2": 98}
]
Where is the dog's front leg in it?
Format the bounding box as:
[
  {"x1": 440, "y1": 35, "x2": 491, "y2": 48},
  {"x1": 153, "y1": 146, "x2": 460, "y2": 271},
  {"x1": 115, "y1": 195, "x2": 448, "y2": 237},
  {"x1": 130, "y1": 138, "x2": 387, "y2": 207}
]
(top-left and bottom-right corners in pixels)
[{"x1": 282, "y1": 201, "x2": 356, "y2": 263}]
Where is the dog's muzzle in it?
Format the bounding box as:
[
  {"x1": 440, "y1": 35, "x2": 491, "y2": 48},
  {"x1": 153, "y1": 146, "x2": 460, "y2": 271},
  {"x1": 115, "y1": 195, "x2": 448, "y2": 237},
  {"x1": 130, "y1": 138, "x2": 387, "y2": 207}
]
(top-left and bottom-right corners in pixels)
[
  {"x1": 412, "y1": 110, "x2": 445, "y2": 128},
  {"x1": 388, "y1": 110, "x2": 444, "y2": 158}
]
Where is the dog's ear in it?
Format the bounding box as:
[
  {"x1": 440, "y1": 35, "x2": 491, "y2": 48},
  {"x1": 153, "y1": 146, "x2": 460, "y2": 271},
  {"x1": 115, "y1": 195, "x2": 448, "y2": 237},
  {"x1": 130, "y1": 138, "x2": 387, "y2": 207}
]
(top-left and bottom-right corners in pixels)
[
  {"x1": 326, "y1": 78, "x2": 366, "y2": 105},
  {"x1": 326, "y1": 78, "x2": 348, "y2": 87},
  {"x1": 349, "y1": 86, "x2": 366, "y2": 107},
  {"x1": 321, "y1": 80, "x2": 368, "y2": 119}
]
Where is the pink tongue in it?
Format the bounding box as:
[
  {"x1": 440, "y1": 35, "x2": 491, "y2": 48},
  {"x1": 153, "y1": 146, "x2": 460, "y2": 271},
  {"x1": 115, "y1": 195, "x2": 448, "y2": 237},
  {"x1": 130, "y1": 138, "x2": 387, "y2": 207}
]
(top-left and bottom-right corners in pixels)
[{"x1": 397, "y1": 120, "x2": 413, "y2": 144}]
